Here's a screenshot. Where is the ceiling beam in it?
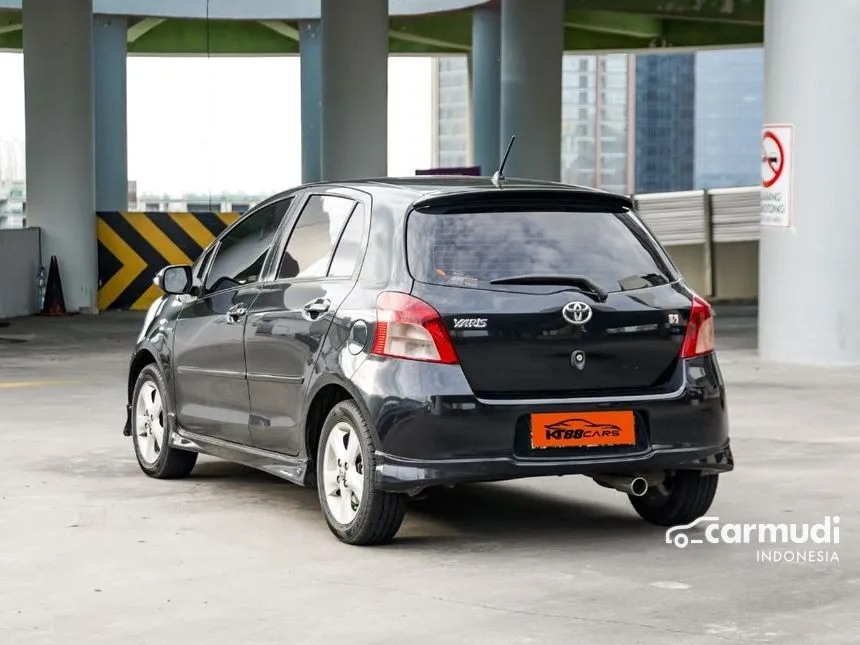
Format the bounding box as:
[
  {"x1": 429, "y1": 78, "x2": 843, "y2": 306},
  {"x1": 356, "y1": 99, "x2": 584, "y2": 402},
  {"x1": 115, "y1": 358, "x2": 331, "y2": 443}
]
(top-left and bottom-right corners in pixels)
[
  {"x1": 0, "y1": 10, "x2": 21, "y2": 36},
  {"x1": 389, "y1": 29, "x2": 469, "y2": 52},
  {"x1": 127, "y1": 17, "x2": 165, "y2": 43},
  {"x1": 565, "y1": 10, "x2": 662, "y2": 39},
  {"x1": 389, "y1": 14, "x2": 471, "y2": 52},
  {"x1": 567, "y1": 0, "x2": 763, "y2": 26},
  {"x1": 260, "y1": 17, "x2": 469, "y2": 52},
  {"x1": 259, "y1": 20, "x2": 299, "y2": 41}
]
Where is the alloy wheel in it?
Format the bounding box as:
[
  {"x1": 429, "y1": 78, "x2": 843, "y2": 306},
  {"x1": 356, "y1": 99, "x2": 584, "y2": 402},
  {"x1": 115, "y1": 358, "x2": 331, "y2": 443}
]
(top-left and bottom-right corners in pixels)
[
  {"x1": 322, "y1": 421, "x2": 365, "y2": 525},
  {"x1": 134, "y1": 380, "x2": 166, "y2": 466}
]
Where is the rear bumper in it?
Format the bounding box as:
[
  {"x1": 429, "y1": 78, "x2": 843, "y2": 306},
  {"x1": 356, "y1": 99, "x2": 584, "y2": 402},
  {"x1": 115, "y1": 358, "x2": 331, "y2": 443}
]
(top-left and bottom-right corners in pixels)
[
  {"x1": 374, "y1": 441, "x2": 733, "y2": 491},
  {"x1": 350, "y1": 353, "x2": 732, "y2": 491}
]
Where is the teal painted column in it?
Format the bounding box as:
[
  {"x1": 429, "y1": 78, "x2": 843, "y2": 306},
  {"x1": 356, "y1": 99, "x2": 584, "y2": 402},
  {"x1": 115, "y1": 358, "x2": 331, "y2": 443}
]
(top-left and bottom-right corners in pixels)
[
  {"x1": 471, "y1": 5, "x2": 501, "y2": 175},
  {"x1": 24, "y1": 0, "x2": 98, "y2": 313},
  {"x1": 93, "y1": 14, "x2": 128, "y2": 211},
  {"x1": 500, "y1": 0, "x2": 564, "y2": 180},
  {"x1": 300, "y1": 20, "x2": 322, "y2": 184},
  {"x1": 320, "y1": 0, "x2": 388, "y2": 180},
  {"x1": 758, "y1": 0, "x2": 860, "y2": 364}
]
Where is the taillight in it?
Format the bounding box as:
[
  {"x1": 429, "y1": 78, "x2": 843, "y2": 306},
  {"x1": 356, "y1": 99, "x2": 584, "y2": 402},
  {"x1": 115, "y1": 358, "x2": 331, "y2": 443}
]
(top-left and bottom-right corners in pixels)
[
  {"x1": 680, "y1": 295, "x2": 715, "y2": 358},
  {"x1": 371, "y1": 292, "x2": 459, "y2": 364}
]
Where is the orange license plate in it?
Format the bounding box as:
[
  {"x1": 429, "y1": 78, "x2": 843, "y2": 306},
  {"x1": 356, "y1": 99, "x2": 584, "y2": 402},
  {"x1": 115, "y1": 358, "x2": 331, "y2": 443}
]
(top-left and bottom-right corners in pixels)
[{"x1": 530, "y1": 411, "x2": 636, "y2": 449}]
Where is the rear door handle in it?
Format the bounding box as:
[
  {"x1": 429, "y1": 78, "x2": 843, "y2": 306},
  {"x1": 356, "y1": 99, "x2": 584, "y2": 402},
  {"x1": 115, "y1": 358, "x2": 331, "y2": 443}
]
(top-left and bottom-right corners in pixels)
[
  {"x1": 302, "y1": 298, "x2": 331, "y2": 321},
  {"x1": 226, "y1": 303, "x2": 248, "y2": 324}
]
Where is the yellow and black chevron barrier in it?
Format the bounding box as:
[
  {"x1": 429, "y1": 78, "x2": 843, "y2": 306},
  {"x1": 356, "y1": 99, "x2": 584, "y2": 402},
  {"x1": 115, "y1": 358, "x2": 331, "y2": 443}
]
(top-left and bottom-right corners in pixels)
[{"x1": 97, "y1": 211, "x2": 240, "y2": 311}]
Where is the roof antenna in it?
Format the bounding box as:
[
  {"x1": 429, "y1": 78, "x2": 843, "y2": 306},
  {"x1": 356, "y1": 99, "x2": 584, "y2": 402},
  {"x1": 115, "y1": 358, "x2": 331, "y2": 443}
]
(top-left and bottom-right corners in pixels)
[{"x1": 491, "y1": 135, "x2": 516, "y2": 188}]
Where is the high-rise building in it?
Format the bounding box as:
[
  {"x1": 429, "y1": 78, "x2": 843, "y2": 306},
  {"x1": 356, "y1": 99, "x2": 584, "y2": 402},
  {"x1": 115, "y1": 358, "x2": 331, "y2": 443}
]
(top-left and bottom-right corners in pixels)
[
  {"x1": 561, "y1": 54, "x2": 634, "y2": 193},
  {"x1": 0, "y1": 136, "x2": 25, "y2": 182},
  {"x1": 429, "y1": 47, "x2": 764, "y2": 195},
  {"x1": 596, "y1": 54, "x2": 633, "y2": 194},
  {"x1": 0, "y1": 137, "x2": 26, "y2": 228},
  {"x1": 694, "y1": 48, "x2": 764, "y2": 189},
  {"x1": 431, "y1": 56, "x2": 471, "y2": 169},
  {"x1": 634, "y1": 53, "x2": 696, "y2": 193},
  {"x1": 431, "y1": 53, "x2": 635, "y2": 192}
]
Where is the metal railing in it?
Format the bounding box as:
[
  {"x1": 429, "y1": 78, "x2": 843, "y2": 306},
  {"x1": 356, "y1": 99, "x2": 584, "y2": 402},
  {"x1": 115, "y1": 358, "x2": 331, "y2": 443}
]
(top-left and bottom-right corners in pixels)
[
  {"x1": 2, "y1": 182, "x2": 765, "y2": 246},
  {"x1": 633, "y1": 185, "x2": 760, "y2": 300},
  {"x1": 634, "y1": 186, "x2": 760, "y2": 246}
]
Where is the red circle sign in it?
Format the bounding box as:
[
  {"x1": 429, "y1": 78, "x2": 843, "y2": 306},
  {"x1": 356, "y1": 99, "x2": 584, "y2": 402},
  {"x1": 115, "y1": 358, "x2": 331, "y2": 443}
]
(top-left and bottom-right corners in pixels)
[{"x1": 762, "y1": 130, "x2": 784, "y2": 188}]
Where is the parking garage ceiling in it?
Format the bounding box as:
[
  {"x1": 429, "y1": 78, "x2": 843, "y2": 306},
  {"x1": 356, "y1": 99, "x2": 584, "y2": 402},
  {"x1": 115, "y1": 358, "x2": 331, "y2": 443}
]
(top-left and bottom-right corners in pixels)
[{"x1": 0, "y1": 0, "x2": 763, "y2": 55}]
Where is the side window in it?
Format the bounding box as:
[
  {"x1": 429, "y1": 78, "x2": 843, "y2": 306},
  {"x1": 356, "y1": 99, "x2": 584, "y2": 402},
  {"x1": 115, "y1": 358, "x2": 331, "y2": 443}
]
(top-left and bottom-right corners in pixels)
[
  {"x1": 204, "y1": 198, "x2": 292, "y2": 293},
  {"x1": 327, "y1": 203, "x2": 366, "y2": 278},
  {"x1": 278, "y1": 195, "x2": 356, "y2": 280}
]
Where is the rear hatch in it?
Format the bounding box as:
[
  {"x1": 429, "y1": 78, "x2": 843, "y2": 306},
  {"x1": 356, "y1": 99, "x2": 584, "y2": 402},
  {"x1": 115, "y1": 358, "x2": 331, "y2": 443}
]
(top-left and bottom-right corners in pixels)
[{"x1": 406, "y1": 191, "x2": 695, "y2": 398}]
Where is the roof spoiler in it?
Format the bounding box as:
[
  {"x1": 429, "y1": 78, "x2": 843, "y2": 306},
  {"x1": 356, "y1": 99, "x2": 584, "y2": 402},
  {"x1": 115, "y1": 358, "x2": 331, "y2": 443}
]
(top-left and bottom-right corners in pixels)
[{"x1": 411, "y1": 188, "x2": 635, "y2": 214}]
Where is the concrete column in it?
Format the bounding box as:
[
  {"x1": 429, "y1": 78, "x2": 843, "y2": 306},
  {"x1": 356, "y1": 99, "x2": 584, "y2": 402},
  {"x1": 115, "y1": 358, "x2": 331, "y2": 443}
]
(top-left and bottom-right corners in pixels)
[
  {"x1": 299, "y1": 20, "x2": 322, "y2": 184},
  {"x1": 320, "y1": 0, "x2": 388, "y2": 180},
  {"x1": 758, "y1": 0, "x2": 860, "y2": 365},
  {"x1": 94, "y1": 15, "x2": 128, "y2": 211},
  {"x1": 499, "y1": 0, "x2": 564, "y2": 181},
  {"x1": 23, "y1": 0, "x2": 97, "y2": 313},
  {"x1": 471, "y1": 5, "x2": 501, "y2": 175}
]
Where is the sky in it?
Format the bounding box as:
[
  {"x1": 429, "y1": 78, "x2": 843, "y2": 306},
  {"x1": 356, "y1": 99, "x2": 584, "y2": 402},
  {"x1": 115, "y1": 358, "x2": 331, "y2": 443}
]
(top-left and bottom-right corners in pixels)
[{"x1": 0, "y1": 52, "x2": 434, "y2": 196}]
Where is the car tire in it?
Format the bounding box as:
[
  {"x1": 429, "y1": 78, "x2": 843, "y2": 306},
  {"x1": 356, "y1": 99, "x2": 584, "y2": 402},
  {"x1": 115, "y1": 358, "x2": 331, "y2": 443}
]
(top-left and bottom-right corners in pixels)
[
  {"x1": 316, "y1": 400, "x2": 407, "y2": 546},
  {"x1": 629, "y1": 471, "x2": 718, "y2": 527},
  {"x1": 131, "y1": 364, "x2": 197, "y2": 479}
]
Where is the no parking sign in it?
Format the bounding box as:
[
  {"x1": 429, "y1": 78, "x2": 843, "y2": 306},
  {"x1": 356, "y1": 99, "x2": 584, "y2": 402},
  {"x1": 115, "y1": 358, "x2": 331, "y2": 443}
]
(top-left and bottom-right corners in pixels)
[{"x1": 761, "y1": 124, "x2": 794, "y2": 228}]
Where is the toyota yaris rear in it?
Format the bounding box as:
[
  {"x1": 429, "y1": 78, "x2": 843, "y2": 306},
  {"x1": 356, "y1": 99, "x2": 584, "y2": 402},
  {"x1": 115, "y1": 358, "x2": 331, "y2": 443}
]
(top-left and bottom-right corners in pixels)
[
  {"x1": 345, "y1": 188, "x2": 733, "y2": 542},
  {"x1": 125, "y1": 181, "x2": 732, "y2": 546}
]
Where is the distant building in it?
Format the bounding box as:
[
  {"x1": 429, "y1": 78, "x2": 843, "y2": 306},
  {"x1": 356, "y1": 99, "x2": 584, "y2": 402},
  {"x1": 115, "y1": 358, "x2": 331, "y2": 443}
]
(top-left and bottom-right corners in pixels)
[
  {"x1": 0, "y1": 182, "x2": 261, "y2": 229},
  {"x1": 0, "y1": 179, "x2": 26, "y2": 228},
  {"x1": 694, "y1": 48, "x2": 764, "y2": 189},
  {"x1": 137, "y1": 192, "x2": 264, "y2": 213},
  {"x1": 562, "y1": 53, "x2": 634, "y2": 194},
  {"x1": 0, "y1": 136, "x2": 25, "y2": 182},
  {"x1": 432, "y1": 53, "x2": 636, "y2": 193},
  {"x1": 431, "y1": 56, "x2": 471, "y2": 169},
  {"x1": 430, "y1": 48, "x2": 764, "y2": 196},
  {"x1": 634, "y1": 52, "x2": 696, "y2": 193}
]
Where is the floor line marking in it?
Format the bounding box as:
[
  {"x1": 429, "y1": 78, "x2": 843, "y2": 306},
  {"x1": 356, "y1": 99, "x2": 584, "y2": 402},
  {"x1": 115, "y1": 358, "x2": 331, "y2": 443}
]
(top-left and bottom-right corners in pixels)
[{"x1": 0, "y1": 380, "x2": 79, "y2": 389}]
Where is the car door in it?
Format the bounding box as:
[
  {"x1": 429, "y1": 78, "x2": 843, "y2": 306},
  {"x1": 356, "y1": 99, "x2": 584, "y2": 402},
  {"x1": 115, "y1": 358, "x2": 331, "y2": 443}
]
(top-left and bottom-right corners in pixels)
[
  {"x1": 172, "y1": 197, "x2": 295, "y2": 445},
  {"x1": 243, "y1": 190, "x2": 370, "y2": 455}
]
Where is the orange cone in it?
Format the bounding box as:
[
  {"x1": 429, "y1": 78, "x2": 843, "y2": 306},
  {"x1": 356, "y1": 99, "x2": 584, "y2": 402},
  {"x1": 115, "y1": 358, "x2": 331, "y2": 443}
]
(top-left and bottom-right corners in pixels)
[{"x1": 39, "y1": 255, "x2": 68, "y2": 316}]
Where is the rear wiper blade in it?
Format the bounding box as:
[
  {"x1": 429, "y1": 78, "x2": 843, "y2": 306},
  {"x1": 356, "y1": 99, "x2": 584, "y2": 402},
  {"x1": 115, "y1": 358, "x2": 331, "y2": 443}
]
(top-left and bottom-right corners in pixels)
[
  {"x1": 617, "y1": 272, "x2": 669, "y2": 291},
  {"x1": 638, "y1": 273, "x2": 669, "y2": 286},
  {"x1": 489, "y1": 274, "x2": 608, "y2": 301}
]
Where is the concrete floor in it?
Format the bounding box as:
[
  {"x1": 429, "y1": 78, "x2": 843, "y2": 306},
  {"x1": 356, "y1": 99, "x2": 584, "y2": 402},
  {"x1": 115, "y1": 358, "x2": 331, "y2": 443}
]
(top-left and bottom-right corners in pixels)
[{"x1": 1, "y1": 311, "x2": 858, "y2": 644}]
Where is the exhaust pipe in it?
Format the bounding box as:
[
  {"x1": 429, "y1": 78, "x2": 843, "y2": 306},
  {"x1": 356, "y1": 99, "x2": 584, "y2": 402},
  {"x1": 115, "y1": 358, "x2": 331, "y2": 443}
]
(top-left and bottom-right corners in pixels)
[{"x1": 593, "y1": 474, "x2": 649, "y2": 497}]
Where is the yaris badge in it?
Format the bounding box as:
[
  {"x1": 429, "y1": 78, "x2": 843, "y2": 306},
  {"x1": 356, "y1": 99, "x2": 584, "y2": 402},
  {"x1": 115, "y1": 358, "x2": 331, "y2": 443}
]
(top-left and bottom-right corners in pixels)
[{"x1": 562, "y1": 301, "x2": 592, "y2": 325}]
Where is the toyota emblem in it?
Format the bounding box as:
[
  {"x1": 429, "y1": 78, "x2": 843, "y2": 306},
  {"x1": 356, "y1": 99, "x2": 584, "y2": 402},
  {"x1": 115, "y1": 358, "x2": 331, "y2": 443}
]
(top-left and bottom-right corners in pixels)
[{"x1": 562, "y1": 301, "x2": 593, "y2": 325}]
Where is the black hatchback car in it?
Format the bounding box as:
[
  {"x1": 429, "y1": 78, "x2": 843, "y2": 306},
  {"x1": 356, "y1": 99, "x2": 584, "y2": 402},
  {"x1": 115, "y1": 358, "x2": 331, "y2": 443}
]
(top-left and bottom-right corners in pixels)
[{"x1": 124, "y1": 177, "x2": 733, "y2": 545}]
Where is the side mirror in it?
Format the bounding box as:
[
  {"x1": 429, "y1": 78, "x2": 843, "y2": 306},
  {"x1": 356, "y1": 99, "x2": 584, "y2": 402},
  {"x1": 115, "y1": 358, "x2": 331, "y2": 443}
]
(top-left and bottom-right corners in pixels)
[{"x1": 154, "y1": 265, "x2": 193, "y2": 295}]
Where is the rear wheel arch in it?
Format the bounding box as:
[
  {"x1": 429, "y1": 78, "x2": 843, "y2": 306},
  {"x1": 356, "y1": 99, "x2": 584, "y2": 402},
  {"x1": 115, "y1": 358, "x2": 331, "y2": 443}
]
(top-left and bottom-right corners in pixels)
[
  {"x1": 304, "y1": 378, "x2": 377, "y2": 471},
  {"x1": 304, "y1": 383, "x2": 352, "y2": 475}
]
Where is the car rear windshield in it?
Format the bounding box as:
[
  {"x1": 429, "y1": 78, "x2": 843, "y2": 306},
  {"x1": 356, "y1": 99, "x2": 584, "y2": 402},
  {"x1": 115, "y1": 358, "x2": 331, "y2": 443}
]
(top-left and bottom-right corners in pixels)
[{"x1": 406, "y1": 208, "x2": 674, "y2": 293}]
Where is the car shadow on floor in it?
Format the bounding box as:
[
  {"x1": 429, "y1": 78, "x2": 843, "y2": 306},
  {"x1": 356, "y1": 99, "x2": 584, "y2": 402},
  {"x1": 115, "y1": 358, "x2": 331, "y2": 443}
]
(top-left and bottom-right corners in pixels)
[
  {"x1": 187, "y1": 459, "x2": 320, "y2": 509},
  {"x1": 188, "y1": 461, "x2": 663, "y2": 548},
  {"x1": 396, "y1": 482, "x2": 663, "y2": 549}
]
